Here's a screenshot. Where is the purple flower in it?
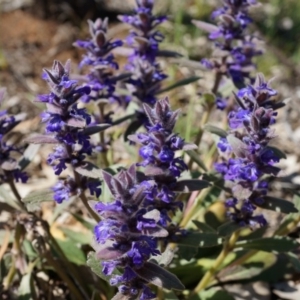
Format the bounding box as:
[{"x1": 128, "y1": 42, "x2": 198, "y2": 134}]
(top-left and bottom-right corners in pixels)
[
  {"x1": 215, "y1": 74, "x2": 284, "y2": 226},
  {"x1": 195, "y1": 0, "x2": 261, "y2": 91},
  {"x1": 120, "y1": 0, "x2": 168, "y2": 125},
  {"x1": 74, "y1": 18, "x2": 122, "y2": 104},
  {"x1": 92, "y1": 165, "x2": 162, "y2": 299},
  {"x1": 0, "y1": 88, "x2": 28, "y2": 185},
  {"x1": 37, "y1": 60, "x2": 101, "y2": 202}
]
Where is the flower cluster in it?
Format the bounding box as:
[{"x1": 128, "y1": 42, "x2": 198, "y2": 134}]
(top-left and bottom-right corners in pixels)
[
  {"x1": 194, "y1": 0, "x2": 262, "y2": 108},
  {"x1": 92, "y1": 98, "x2": 192, "y2": 299},
  {"x1": 0, "y1": 88, "x2": 28, "y2": 184},
  {"x1": 120, "y1": 0, "x2": 167, "y2": 121},
  {"x1": 215, "y1": 74, "x2": 284, "y2": 226},
  {"x1": 74, "y1": 18, "x2": 122, "y2": 104},
  {"x1": 92, "y1": 166, "x2": 164, "y2": 299},
  {"x1": 37, "y1": 60, "x2": 101, "y2": 203},
  {"x1": 129, "y1": 98, "x2": 194, "y2": 231}
]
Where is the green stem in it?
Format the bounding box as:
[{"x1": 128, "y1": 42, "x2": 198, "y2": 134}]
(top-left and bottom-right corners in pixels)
[
  {"x1": 8, "y1": 179, "x2": 26, "y2": 211},
  {"x1": 191, "y1": 230, "x2": 241, "y2": 295},
  {"x1": 73, "y1": 166, "x2": 100, "y2": 222}
]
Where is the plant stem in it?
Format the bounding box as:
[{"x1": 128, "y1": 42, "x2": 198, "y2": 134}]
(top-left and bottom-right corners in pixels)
[
  {"x1": 188, "y1": 72, "x2": 222, "y2": 169},
  {"x1": 8, "y1": 179, "x2": 26, "y2": 211},
  {"x1": 191, "y1": 229, "x2": 241, "y2": 295},
  {"x1": 98, "y1": 102, "x2": 109, "y2": 168},
  {"x1": 72, "y1": 162, "x2": 101, "y2": 222}
]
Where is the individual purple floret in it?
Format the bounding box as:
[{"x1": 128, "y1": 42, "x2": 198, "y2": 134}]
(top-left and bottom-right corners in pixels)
[
  {"x1": 74, "y1": 18, "x2": 123, "y2": 104},
  {"x1": 215, "y1": 74, "x2": 284, "y2": 226},
  {"x1": 193, "y1": 0, "x2": 262, "y2": 108},
  {"x1": 35, "y1": 60, "x2": 101, "y2": 203},
  {"x1": 91, "y1": 165, "x2": 167, "y2": 299},
  {"x1": 0, "y1": 88, "x2": 28, "y2": 184},
  {"x1": 120, "y1": 0, "x2": 168, "y2": 124}
]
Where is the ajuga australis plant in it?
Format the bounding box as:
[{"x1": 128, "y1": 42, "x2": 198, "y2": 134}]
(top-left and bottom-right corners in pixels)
[
  {"x1": 31, "y1": 60, "x2": 102, "y2": 203},
  {"x1": 215, "y1": 74, "x2": 284, "y2": 226}
]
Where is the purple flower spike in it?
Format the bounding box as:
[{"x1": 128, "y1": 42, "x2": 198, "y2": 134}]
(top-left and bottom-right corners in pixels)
[
  {"x1": 37, "y1": 60, "x2": 101, "y2": 203},
  {"x1": 215, "y1": 74, "x2": 284, "y2": 227},
  {"x1": 92, "y1": 166, "x2": 163, "y2": 299},
  {"x1": 120, "y1": 0, "x2": 168, "y2": 123},
  {"x1": 0, "y1": 88, "x2": 28, "y2": 185},
  {"x1": 194, "y1": 0, "x2": 262, "y2": 97},
  {"x1": 74, "y1": 18, "x2": 122, "y2": 104}
]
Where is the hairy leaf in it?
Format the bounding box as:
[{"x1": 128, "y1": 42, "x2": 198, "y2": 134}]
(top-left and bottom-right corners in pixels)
[
  {"x1": 186, "y1": 150, "x2": 207, "y2": 171},
  {"x1": 204, "y1": 124, "x2": 228, "y2": 138},
  {"x1": 172, "y1": 179, "x2": 211, "y2": 192},
  {"x1": 75, "y1": 162, "x2": 102, "y2": 179},
  {"x1": 257, "y1": 196, "x2": 298, "y2": 214},
  {"x1": 235, "y1": 236, "x2": 299, "y2": 252},
  {"x1": 193, "y1": 221, "x2": 217, "y2": 233},
  {"x1": 82, "y1": 124, "x2": 111, "y2": 135},
  {"x1": 22, "y1": 189, "x2": 54, "y2": 211},
  {"x1": 192, "y1": 20, "x2": 219, "y2": 33},
  {"x1": 218, "y1": 221, "x2": 241, "y2": 237},
  {"x1": 156, "y1": 76, "x2": 201, "y2": 95},
  {"x1": 26, "y1": 134, "x2": 58, "y2": 144},
  {"x1": 135, "y1": 262, "x2": 185, "y2": 291}
]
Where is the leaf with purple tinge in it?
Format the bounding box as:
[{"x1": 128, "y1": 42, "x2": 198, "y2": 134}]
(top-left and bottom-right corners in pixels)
[
  {"x1": 82, "y1": 124, "x2": 111, "y2": 135},
  {"x1": 66, "y1": 117, "x2": 86, "y2": 128},
  {"x1": 227, "y1": 134, "x2": 247, "y2": 157},
  {"x1": 26, "y1": 134, "x2": 59, "y2": 144},
  {"x1": 135, "y1": 262, "x2": 185, "y2": 291},
  {"x1": 75, "y1": 162, "x2": 102, "y2": 179},
  {"x1": 192, "y1": 20, "x2": 219, "y2": 33}
]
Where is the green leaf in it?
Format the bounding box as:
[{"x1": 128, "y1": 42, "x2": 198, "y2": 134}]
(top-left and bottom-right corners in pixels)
[
  {"x1": 87, "y1": 251, "x2": 109, "y2": 281},
  {"x1": 172, "y1": 179, "x2": 211, "y2": 192},
  {"x1": 235, "y1": 236, "x2": 299, "y2": 252},
  {"x1": 286, "y1": 252, "x2": 300, "y2": 272},
  {"x1": 22, "y1": 189, "x2": 54, "y2": 212},
  {"x1": 257, "y1": 196, "x2": 298, "y2": 214},
  {"x1": 59, "y1": 227, "x2": 92, "y2": 245},
  {"x1": 56, "y1": 239, "x2": 86, "y2": 265},
  {"x1": 201, "y1": 185, "x2": 222, "y2": 209},
  {"x1": 71, "y1": 213, "x2": 95, "y2": 230},
  {"x1": 156, "y1": 76, "x2": 200, "y2": 94},
  {"x1": 135, "y1": 262, "x2": 185, "y2": 291},
  {"x1": 218, "y1": 222, "x2": 241, "y2": 237},
  {"x1": 18, "y1": 273, "x2": 32, "y2": 300},
  {"x1": 203, "y1": 124, "x2": 227, "y2": 138},
  {"x1": 164, "y1": 291, "x2": 179, "y2": 300},
  {"x1": 186, "y1": 150, "x2": 208, "y2": 171},
  {"x1": 18, "y1": 144, "x2": 40, "y2": 171},
  {"x1": 193, "y1": 221, "x2": 217, "y2": 233},
  {"x1": 177, "y1": 232, "x2": 223, "y2": 248},
  {"x1": 191, "y1": 289, "x2": 235, "y2": 300},
  {"x1": 202, "y1": 93, "x2": 216, "y2": 105}
]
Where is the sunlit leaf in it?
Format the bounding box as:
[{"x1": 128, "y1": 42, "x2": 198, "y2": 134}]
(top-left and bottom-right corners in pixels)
[{"x1": 135, "y1": 262, "x2": 185, "y2": 291}]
